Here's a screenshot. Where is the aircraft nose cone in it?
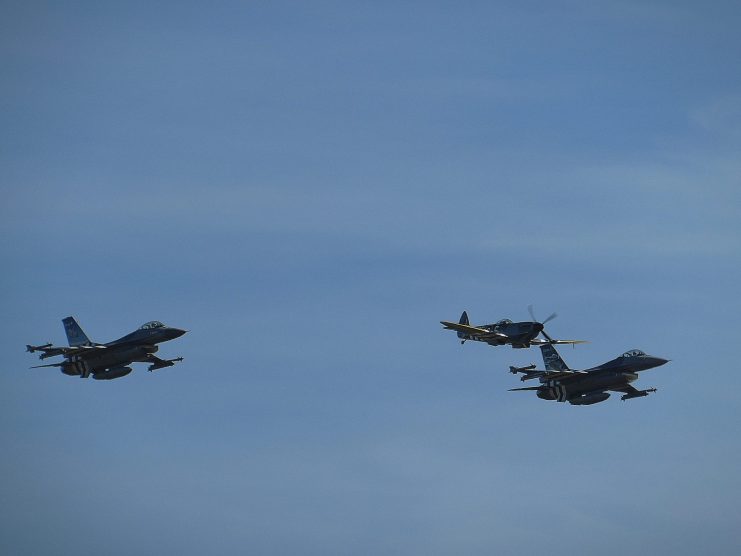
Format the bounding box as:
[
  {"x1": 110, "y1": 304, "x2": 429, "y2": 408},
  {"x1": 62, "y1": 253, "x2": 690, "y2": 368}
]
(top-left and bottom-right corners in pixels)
[
  {"x1": 169, "y1": 328, "x2": 187, "y2": 339},
  {"x1": 653, "y1": 357, "x2": 670, "y2": 367}
]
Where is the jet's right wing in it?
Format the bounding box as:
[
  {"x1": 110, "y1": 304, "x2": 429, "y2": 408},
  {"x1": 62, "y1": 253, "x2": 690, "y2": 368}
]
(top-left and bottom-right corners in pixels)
[
  {"x1": 144, "y1": 354, "x2": 184, "y2": 372},
  {"x1": 612, "y1": 384, "x2": 657, "y2": 401}
]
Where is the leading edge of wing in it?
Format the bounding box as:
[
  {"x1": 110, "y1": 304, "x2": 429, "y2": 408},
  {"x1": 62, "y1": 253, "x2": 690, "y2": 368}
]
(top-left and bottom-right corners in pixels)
[
  {"x1": 440, "y1": 321, "x2": 508, "y2": 339},
  {"x1": 512, "y1": 369, "x2": 587, "y2": 381},
  {"x1": 530, "y1": 339, "x2": 589, "y2": 345},
  {"x1": 31, "y1": 344, "x2": 107, "y2": 358},
  {"x1": 609, "y1": 384, "x2": 640, "y2": 394}
]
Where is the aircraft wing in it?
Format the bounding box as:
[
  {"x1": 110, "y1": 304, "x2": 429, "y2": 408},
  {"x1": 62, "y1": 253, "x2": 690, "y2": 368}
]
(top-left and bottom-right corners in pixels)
[
  {"x1": 530, "y1": 338, "x2": 588, "y2": 345},
  {"x1": 26, "y1": 343, "x2": 106, "y2": 359},
  {"x1": 144, "y1": 354, "x2": 184, "y2": 371},
  {"x1": 612, "y1": 384, "x2": 641, "y2": 394},
  {"x1": 440, "y1": 321, "x2": 509, "y2": 340},
  {"x1": 611, "y1": 383, "x2": 657, "y2": 401},
  {"x1": 509, "y1": 365, "x2": 587, "y2": 382}
]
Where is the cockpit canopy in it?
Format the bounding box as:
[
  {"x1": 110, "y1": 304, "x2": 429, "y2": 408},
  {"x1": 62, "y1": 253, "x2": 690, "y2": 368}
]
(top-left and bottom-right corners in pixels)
[
  {"x1": 621, "y1": 349, "x2": 646, "y2": 358},
  {"x1": 496, "y1": 319, "x2": 513, "y2": 326},
  {"x1": 140, "y1": 321, "x2": 165, "y2": 330}
]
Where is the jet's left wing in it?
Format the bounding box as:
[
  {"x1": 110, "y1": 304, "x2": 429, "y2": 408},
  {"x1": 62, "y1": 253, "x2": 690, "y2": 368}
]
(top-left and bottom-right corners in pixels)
[
  {"x1": 508, "y1": 365, "x2": 587, "y2": 382},
  {"x1": 440, "y1": 321, "x2": 509, "y2": 340},
  {"x1": 26, "y1": 343, "x2": 106, "y2": 359}
]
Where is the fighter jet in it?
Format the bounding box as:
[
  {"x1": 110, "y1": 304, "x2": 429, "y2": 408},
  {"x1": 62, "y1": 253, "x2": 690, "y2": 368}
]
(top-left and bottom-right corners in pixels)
[
  {"x1": 26, "y1": 317, "x2": 187, "y2": 380},
  {"x1": 441, "y1": 306, "x2": 586, "y2": 349},
  {"x1": 508, "y1": 344, "x2": 670, "y2": 405}
]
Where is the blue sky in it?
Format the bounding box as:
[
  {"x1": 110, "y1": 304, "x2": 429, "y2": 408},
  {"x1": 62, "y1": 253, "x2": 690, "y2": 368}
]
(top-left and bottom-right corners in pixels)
[{"x1": 2, "y1": 1, "x2": 741, "y2": 554}]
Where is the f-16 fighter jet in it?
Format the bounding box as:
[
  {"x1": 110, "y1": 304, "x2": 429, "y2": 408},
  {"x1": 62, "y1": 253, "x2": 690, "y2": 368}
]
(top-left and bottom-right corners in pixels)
[
  {"x1": 508, "y1": 344, "x2": 670, "y2": 405},
  {"x1": 441, "y1": 306, "x2": 586, "y2": 349},
  {"x1": 26, "y1": 317, "x2": 187, "y2": 380}
]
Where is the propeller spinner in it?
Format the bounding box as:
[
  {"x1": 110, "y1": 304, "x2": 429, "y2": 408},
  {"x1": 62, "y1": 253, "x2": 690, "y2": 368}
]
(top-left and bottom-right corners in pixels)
[{"x1": 528, "y1": 305, "x2": 558, "y2": 342}]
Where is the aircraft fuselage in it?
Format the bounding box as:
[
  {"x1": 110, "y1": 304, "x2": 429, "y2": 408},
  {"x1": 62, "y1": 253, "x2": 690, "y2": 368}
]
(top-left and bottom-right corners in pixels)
[
  {"x1": 468, "y1": 320, "x2": 542, "y2": 348},
  {"x1": 535, "y1": 352, "x2": 669, "y2": 404}
]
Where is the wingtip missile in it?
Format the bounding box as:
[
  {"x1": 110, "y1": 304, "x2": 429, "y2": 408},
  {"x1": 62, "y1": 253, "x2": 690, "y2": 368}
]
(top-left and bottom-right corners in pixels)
[
  {"x1": 26, "y1": 343, "x2": 52, "y2": 353},
  {"x1": 509, "y1": 364, "x2": 536, "y2": 374}
]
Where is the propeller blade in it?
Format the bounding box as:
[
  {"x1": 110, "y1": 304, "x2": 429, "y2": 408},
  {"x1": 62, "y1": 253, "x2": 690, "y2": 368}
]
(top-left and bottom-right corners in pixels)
[
  {"x1": 540, "y1": 329, "x2": 555, "y2": 343},
  {"x1": 542, "y1": 312, "x2": 558, "y2": 325},
  {"x1": 527, "y1": 304, "x2": 536, "y2": 322}
]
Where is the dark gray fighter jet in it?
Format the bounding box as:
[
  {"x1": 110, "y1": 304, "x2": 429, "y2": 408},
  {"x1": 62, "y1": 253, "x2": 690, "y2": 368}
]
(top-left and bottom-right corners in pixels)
[
  {"x1": 441, "y1": 307, "x2": 586, "y2": 349},
  {"x1": 508, "y1": 344, "x2": 669, "y2": 405},
  {"x1": 26, "y1": 317, "x2": 187, "y2": 380}
]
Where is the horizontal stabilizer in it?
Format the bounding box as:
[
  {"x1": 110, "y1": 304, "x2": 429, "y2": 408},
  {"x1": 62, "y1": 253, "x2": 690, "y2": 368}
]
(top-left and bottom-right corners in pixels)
[
  {"x1": 509, "y1": 386, "x2": 541, "y2": 392},
  {"x1": 30, "y1": 362, "x2": 64, "y2": 369}
]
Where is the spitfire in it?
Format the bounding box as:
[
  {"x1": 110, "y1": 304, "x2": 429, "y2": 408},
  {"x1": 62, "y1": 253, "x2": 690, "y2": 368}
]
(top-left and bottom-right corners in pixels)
[
  {"x1": 441, "y1": 306, "x2": 586, "y2": 349},
  {"x1": 508, "y1": 345, "x2": 669, "y2": 405},
  {"x1": 27, "y1": 317, "x2": 187, "y2": 380}
]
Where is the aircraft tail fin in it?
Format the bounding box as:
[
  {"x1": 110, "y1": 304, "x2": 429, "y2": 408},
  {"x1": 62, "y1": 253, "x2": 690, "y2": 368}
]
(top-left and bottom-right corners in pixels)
[
  {"x1": 457, "y1": 311, "x2": 469, "y2": 339},
  {"x1": 540, "y1": 344, "x2": 570, "y2": 372},
  {"x1": 62, "y1": 317, "x2": 92, "y2": 347}
]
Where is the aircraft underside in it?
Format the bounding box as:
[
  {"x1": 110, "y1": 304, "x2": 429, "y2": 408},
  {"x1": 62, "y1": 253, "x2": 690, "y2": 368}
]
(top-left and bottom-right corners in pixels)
[
  {"x1": 537, "y1": 387, "x2": 612, "y2": 405},
  {"x1": 536, "y1": 371, "x2": 640, "y2": 404},
  {"x1": 60, "y1": 345, "x2": 159, "y2": 379}
]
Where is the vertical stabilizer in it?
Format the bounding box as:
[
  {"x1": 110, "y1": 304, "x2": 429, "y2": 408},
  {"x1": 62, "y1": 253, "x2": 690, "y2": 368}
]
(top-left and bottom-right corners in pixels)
[
  {"x1": 540, "y1": 344, "x2": 570, "y2": 372},
  {"x1": 457, "y1": 311, "x2": 469, "y2": 339},
  {"x1": 62, "y1": 317, "x2": 92, "y2": 347}
]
